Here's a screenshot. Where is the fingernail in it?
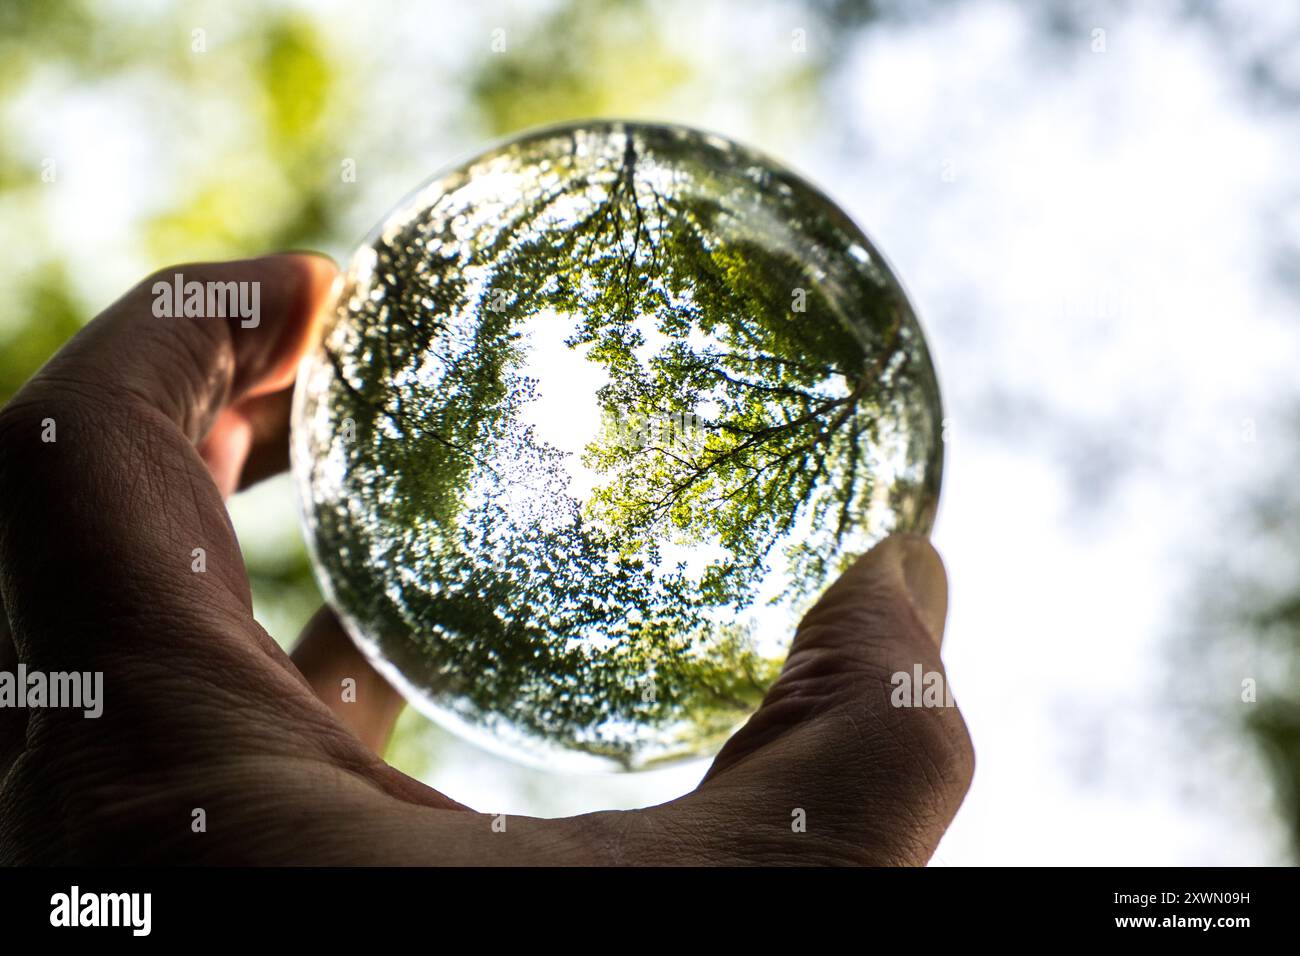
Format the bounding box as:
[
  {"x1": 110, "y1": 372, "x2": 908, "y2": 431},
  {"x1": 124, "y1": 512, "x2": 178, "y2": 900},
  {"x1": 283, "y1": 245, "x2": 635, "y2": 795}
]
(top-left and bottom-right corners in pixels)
[
  {"x1": 234, "y1": 254, "x2": 339, "y2": 396},
  {"x1": 276, "y1": 249, "x2": 339, "y2": 268},
  {"x1": 896, "y1": 535, "x2": 948, "y2": 648}
]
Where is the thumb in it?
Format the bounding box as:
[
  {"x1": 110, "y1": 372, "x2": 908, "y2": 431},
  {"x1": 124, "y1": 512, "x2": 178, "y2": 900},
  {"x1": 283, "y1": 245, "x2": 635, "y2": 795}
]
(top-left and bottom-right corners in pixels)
[{"x1": 656, "y1": 534, "x2": 973, "y2": 865}]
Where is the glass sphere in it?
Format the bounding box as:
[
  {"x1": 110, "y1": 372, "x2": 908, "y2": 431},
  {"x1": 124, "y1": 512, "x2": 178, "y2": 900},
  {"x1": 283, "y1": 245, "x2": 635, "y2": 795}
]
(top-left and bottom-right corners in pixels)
[{"x1": 291, "y1": 121, "x2": 943, "y2": 771}]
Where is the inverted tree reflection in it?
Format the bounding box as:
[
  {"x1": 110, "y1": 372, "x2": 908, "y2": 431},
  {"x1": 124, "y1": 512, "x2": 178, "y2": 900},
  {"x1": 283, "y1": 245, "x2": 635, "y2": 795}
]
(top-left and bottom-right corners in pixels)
[{"x1": 296, "y1": 123, "x2": 942, "y2": 768}]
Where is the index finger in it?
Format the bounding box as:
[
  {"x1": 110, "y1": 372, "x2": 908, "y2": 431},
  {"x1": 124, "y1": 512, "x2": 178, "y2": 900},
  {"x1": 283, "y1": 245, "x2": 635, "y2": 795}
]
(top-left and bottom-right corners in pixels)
[{"x1": 0, "y1": 255, "x2": 337, "y2": 676}]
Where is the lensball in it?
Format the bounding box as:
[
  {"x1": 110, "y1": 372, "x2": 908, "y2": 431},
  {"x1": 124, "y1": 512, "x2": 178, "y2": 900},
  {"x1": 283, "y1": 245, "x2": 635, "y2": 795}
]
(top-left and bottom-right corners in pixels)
[{"x1": 291, "y1": 121, "x2": 943, "y2": 771}]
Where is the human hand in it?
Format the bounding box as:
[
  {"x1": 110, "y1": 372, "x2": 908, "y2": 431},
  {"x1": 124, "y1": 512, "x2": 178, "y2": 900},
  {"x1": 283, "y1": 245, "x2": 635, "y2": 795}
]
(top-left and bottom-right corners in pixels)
[{"x1": 0, "y1": 255, "x2": 972, "y2": 865}]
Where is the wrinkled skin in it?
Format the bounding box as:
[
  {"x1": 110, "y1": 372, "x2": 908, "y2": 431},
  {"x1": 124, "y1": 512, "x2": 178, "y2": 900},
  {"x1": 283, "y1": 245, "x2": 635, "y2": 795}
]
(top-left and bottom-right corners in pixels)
[{"x1": 0, "y1": 255, "x2": 972, "y2": 865}]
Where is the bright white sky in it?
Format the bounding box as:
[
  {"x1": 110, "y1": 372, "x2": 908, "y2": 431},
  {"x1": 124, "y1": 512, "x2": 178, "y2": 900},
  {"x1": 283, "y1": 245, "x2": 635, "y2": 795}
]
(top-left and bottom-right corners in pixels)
[{"x1": 10, "y1": 0, "x2": 1296, "y2": 863}]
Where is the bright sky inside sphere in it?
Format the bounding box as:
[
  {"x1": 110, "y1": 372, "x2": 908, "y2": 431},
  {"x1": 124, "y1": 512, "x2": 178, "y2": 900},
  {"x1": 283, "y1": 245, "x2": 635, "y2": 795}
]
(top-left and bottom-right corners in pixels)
[{"x1": 515, "y1": 310, "x2": 610, "y2": 503}]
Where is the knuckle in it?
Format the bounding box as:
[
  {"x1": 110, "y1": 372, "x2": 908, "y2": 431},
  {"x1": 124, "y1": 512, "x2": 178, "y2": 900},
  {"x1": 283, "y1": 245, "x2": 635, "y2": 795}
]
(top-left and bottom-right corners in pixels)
[
  {"x1": 0, "y1": 392, "x2": 97, "y2": 492},
  {"x1": 877, "y1": 694, "x2": 975, "y2": 836}
]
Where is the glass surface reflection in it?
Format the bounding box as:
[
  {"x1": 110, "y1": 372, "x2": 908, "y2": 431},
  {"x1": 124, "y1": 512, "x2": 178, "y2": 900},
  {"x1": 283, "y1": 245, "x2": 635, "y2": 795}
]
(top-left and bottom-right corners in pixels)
[{"x1": 292, "y1": 121, "x2": 943, "y2": 770}]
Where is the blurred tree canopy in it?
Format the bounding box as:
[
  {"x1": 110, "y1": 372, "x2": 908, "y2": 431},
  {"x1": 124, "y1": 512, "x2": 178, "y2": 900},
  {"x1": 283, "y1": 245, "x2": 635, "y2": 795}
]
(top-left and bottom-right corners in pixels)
[{"x1": 1186, "y1": 411, "x2": 1300, "y2": 860}]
